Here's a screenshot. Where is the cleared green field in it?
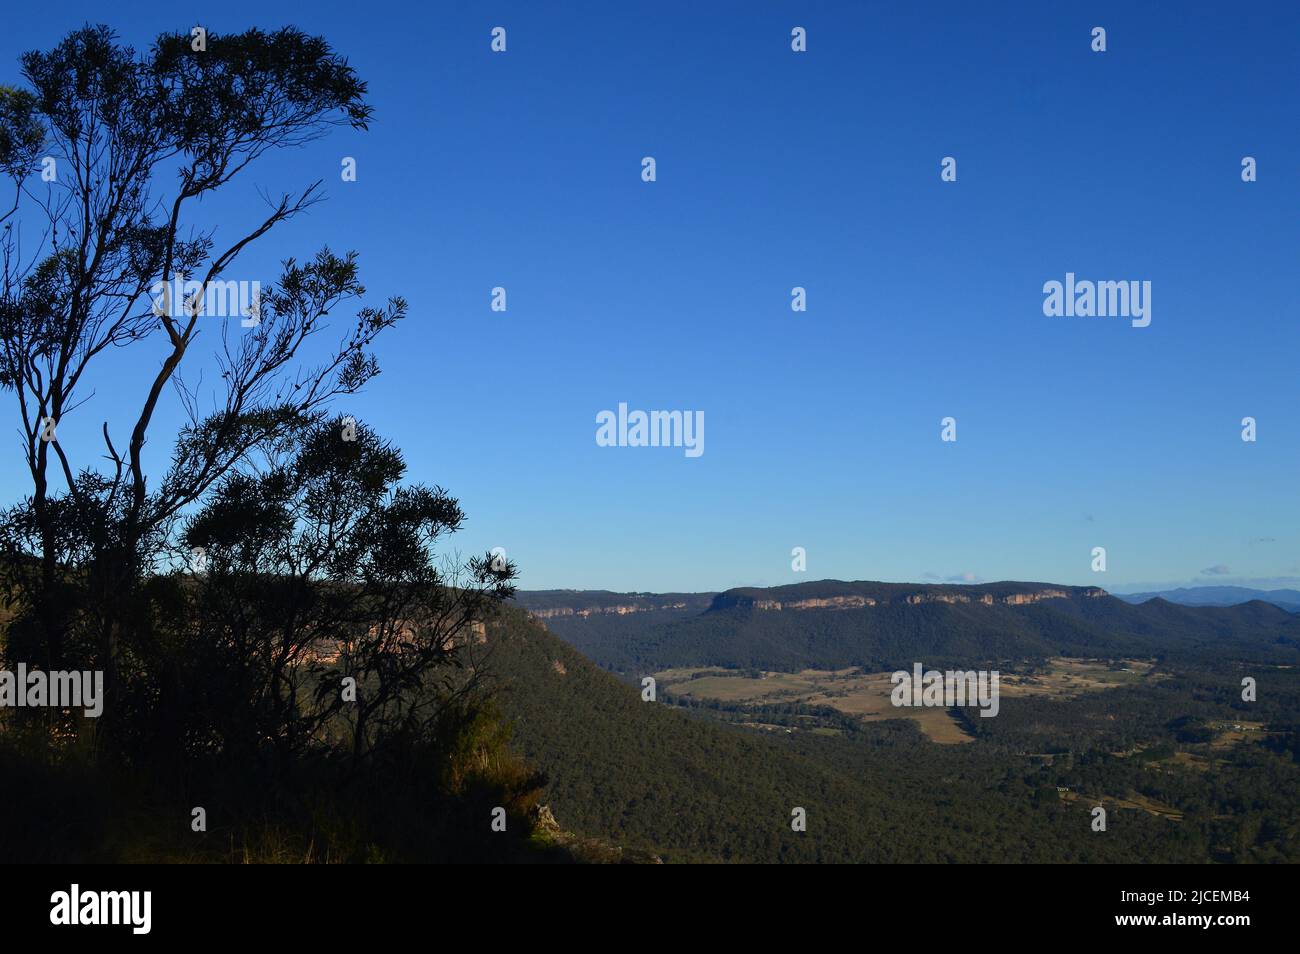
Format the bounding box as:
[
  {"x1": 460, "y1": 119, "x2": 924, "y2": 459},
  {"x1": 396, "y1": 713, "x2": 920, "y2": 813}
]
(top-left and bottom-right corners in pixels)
[{"x1": 657, "y1": 658, "x2": 1157, "y2": 745}]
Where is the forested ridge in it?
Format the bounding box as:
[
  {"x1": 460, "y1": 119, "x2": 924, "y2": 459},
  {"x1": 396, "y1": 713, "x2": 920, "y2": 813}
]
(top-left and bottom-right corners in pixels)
[
  {"x1": 485, "y1": 605, "x2": 1300, "y2": 863},
  {"x1": 521, "y1": 582, "x2": 1300, "y2": 673}
]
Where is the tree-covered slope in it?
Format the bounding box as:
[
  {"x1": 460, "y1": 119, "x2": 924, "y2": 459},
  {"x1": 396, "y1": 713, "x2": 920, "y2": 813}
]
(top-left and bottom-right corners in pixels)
[{"x1": 480, "y1": 607, "x2": 1223, "y2": 863}]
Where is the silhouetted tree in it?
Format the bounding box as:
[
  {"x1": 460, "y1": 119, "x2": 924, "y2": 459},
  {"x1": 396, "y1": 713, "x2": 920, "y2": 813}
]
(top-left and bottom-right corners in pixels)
[
  {"x1": 166, "y1": 416, "x2": 514, "y2": 778},
  {"x1": 0, "y1": 25, "x2": 394, "y2": 733},
  {"x1": 0, "y1": 25, "x2": 536, "y2": 863}
]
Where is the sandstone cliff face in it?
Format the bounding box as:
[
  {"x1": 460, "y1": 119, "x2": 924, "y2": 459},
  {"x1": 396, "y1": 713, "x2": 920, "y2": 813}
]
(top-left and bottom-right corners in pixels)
[
  {"x1": 304, "y1": 618, "x2": 487, "y2": 662},
  {"x1": 523, "y1": 584, "x2": 1110, "y2": 620},
  {"x1": 749, "y1": 595, "x2": 876, "y2": 611},
  {"x1": 897, "y1": 588, "x2": 1106, "y2": 607},
  {"x1": 713, "y1": 586, "x2": 1107, "y2": 613},
  {"x1": 905, "y1": 593, "x2": 983, "y2": 605},
  {"x1": 530, "y1": 602, "x2": 689, "y2": 619}
]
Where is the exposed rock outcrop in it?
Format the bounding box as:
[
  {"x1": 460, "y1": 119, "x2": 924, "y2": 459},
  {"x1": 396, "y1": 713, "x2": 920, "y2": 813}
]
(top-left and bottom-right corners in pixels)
[
  {"x1": 710, "y1": 584, "x2": 1108, "y2": 613},
  {"x1": 531, "y1": 602, "x2": 690, "y2": 619},
  {"x1": 529, "y1": 804, "x2": 663, "y2": 864}
]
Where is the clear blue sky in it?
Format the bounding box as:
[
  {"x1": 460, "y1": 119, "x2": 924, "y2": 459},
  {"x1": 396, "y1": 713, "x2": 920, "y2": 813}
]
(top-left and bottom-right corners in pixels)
[{"x1": 3, "y1": 1, "x2": 1298, "y2": 593}]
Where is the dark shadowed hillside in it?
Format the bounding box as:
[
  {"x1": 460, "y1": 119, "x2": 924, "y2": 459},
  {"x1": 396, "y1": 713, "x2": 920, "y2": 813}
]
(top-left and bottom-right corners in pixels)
[
  {"x1": 1120, "y1": 586, "x2": 1300, "y2": 613},
  {"x1": 479, "y1": 605, "x2": 1240, "y2": 863}
]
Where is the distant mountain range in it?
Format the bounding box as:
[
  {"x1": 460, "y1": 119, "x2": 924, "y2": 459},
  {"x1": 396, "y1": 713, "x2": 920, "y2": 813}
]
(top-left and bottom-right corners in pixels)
[
  {"x1": 1118, "y1": 586, "x2": 1300, "y2": 613},
  {"x1": 515, "y1": 580, "x2": 1300, "y2": 672}
]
